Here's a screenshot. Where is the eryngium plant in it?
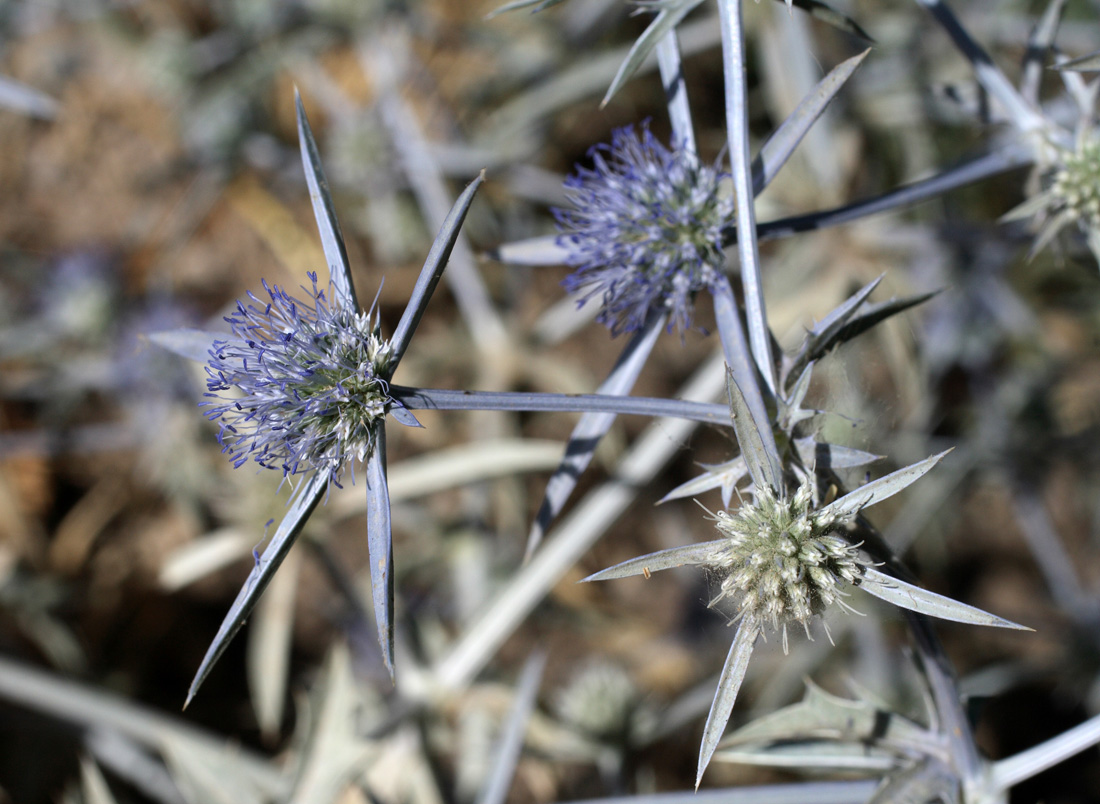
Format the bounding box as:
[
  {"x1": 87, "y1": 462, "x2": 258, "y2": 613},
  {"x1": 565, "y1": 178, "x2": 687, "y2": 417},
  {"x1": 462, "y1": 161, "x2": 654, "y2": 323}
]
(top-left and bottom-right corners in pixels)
[{"x1": 584, "y1": 370, "x2": 1030, "y2": 787}]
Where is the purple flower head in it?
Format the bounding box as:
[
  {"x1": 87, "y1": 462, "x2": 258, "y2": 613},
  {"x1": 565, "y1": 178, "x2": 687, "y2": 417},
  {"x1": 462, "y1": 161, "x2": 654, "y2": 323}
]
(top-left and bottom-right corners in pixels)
[
  {"x1": 203, "y1": 272, "x2": 394, "y2": 485},
  {"x1": 554, "y1": 124, "x2": 733, "y2": 336}
]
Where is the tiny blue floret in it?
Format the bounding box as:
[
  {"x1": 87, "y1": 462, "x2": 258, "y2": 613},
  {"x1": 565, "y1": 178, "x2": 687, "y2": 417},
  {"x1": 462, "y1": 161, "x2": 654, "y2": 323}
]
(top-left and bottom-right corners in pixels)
[
  {"x1": 554, "y1": 124, "x2": 734, "y2": 335},
  {"x1": 203, "y1": 272, "x2": 394, "y2": 485}
]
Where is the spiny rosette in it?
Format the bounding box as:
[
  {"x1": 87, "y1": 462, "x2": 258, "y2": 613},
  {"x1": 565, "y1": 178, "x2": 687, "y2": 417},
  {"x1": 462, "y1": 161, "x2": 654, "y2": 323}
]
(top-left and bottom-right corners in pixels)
[
  {"x1": 203, "y1": 272, "x2": 396, "y2": 485},
  {"x1": 1051, "y1": 139, "x2": 1100, "y2": 230},
  {"x1": 553, "y1": 123, "x2": 734, "y2": 335},
  {"x1": 706, "y1": 477, "x2": 865, "y2": 646}
]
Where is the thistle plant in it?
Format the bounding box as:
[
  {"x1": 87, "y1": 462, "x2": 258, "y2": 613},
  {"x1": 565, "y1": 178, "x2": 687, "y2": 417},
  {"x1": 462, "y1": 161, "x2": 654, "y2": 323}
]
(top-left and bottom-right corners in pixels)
[
  {"x1": 584, "y1": 369, "x2": 1029, "y2": 787},
  {"x1": 554, "y1": 123, "x2": 733, "y2": 335},
  {"x1": 153, "y1": 92, "x2": 740, "y2": 703}
]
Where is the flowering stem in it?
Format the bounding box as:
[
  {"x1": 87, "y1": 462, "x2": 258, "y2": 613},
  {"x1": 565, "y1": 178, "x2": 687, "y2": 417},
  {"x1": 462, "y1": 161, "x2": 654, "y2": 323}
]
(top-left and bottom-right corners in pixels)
[
  {"x1": 390, "y1": 386, "x2": 732, "y2": 427},
  {"x1": 710, "y1": 276, "x2": 781, "y2": 467},
  {"x1": 718, "y1": 0, "x2": 778, "y2": 396}
]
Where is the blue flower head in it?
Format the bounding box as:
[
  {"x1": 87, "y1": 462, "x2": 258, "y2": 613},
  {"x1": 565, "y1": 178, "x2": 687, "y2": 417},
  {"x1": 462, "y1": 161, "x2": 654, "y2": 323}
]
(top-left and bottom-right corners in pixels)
[
  {"x1": 554, "y1": 124, "x2": 734, "y2": 335},
  {"x1": 203, "y1": 272, "x2": 394, "y2": 485}
]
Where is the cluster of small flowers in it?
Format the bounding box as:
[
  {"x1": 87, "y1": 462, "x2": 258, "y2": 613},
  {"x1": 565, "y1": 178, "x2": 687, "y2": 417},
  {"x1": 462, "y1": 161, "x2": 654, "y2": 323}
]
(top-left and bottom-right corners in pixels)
[
  {"x1": 554, "y1": 124, "x2": 733, "y2": 335},
  {"x1": 203, "y1": 271, "x2": 394, "y2": 485},
  {"x1": 706, "y1": 477, "x2": 865, "y2": 650},
  {"x1": 1051, "y1": 139, "x2": 1100, "y2": 230}
]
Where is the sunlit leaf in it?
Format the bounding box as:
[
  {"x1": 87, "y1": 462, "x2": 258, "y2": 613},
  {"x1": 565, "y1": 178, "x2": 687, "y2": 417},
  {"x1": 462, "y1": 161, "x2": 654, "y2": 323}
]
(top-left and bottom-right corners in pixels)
[
  {"x1": 366, "y1": 434, "x2": 395, "y2": 677},
  {"x1": 475, "y1": 652, "x2": 547, "y2": 804},
  {"x1": 390, "y1": 172, "x2": 485, "y2": 365},
  {"x1": 186, "y1": 471, "x2": 328, "y2": 707},
  {"x1": 816, "y1": 450, "x2": 950, "y2": 522},
  {"x1": 657, "y1": 457, "x2": 748, "y2": 508},
  {"x1": 859, "y1": 568, "x2": 1030, "y2": 630},
  {"x1": 602, "y1": 1, "x2": 705, "y2": 108},
  {"x1": 296, "y1": 91, "x2": 357, "y2": 311},
  {"x1": 793, "y1": 438, "x2": 881, "y2": 471},
  {"x1": 581, "y1": 539, "x2": 727, "y2": 582},
  {"x1": 526, "y1": 311, "x2": 664, "y2": 558},
  {"x1": 1054, "y1": 49, "x2": 1100, "y2": 72},
  {"x1": 697, "y1": 618, "x2": 758, "y2": 789},
  {"x1": 725, "y1": 367, "x2": 782, "y2": 495},
  {"x1": 149, "y1": 329, "x2": 237, "y2": 364},
  {"x1": 753, "y1": 50, "x2": 869, "y2": 193}
]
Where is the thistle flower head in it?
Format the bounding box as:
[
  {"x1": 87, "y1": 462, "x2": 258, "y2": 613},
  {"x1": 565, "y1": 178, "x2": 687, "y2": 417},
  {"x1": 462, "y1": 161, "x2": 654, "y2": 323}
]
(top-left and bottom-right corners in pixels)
[
  {"x1": 554, "y1": 123, "x2": 733, "y2": 335},
  {"x1": 706, "y1": 476, "x2": 865, "y2": 648},
  {"x1": 1006, "y1": 136, "x2": 1100, "y2": 261},
  {"x1": 553, "y1": 661, "x2": 642, "y2": 742},
  {"x1": 203, "y1": 272, "x2": 394, "y2": 484},
  {"x1": 1050, "y1": 139, "x2": 1100, "y2": 230}
]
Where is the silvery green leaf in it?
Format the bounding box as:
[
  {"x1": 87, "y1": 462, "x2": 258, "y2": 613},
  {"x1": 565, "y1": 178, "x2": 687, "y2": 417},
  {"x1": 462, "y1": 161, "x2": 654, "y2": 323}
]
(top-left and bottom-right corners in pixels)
[
  {"x1": 246, "y1": 547, "x2": 300, "y2": 742},
  {"x1": 868, "y1": 758, "x2": 960, "y2": 804},
  {"x1": 859, "y1": 568, "x2": 1030, "y2": 630},
  {"x1": 160, "y1": 736, "x2": 266, "y2": 804},
  {"x1": 715, "y1": 742, "x2": 897, "y2": 772},
  {"x1": 185, "y1": 471, "x2": 328, "y2": 707},
  {"x1": 779, "y1": 362, "x2": 816, "y2": 431},
  {"x1": 657, "y1": 457, "x2": 748, "y2": 508},
  {"x1": 1021, "y1": 0, "x2": 1067, "y2": 102},
  {"x1": 794, "y1": 438, "x2": 882, "y2": 471},
  {"x1": 816, "y1": 450, "x2": 950, "y2": 522},
  {"x1": 753, "y1": 50, "x2": 869, "y2": 193},
  {"x1": 787, "y1": 0, "x2": 872, "y2": 42},
  {"x1": 487, "y1": 0, "x2": 566, "y2": 17},
  {"x1": 289, "y1": 644, "x2": 376, "y2": 804},
  {"x1": 149, "y1": 329, "x2": 238, "y2": 364},
  {"x1": 366, "y1": 432, "x2": 395, "y2": 677},
  {"x1": 489, "y1": 235, "x2": 570, "y2": 266},
  {"x1": 827, "y1": 290, "x2": 940, "y2": 353},
  {"x1": 722, "y1": 680, "x2": 934, "y2": 756},
  {"x1": 581, "y1": 539, "x2": 727, "y2": 582},
  {"x1": 725, "y1": 367, "x2": 782, "y2": 496},
  {"x1": 0, "y1": 75, "x2": 59, "y2": 120},
  {"x1": 1029, "y1": 208, "x2": 1077, "y2": 259},
  {"x1": 1054, "y1": 49, "x2": 1100, "y2": 72},
  {"x1": 475, "y1": 652, "x2": 547, "y2": 804},
  {"x1": 784, "y1": 361, "x2": 814, "y2": 414},
  {"x1": 296, "y1": 91, "x2": 357, "y2": 311},
  {"x1": 990, "y1": 711, "x2": 1100, "y2": 792},
  {"x1": 784, "y1": 275, "x2": 882, "y2": 386},
  {"x1": 527, "y1": 311, "x2": 664, "y2": 559},
  {"x1": 999, "y1": 190, "x2": 1055, "y2": 223},
  {"x1": 79, "y1": 756, "x2": 120, "y2": 804},
  {"x1": 389, "y1": 405, "x2": 423, "y2": 429},
  {"x1": 696, "y1": 618, "x2": 758, "y2": 789},
  {"x1": 808, "y1": 275, "x2": 883, "y2": 344},
  {"x1": 390, "y1": 172, "x2": 485, "y2": 366},
  {"x1": 602, "y1": 1, "x2": 705, "y2": 108},
  {"x1": 711, "y1": 278, "x2": 777, "y2": 458}
]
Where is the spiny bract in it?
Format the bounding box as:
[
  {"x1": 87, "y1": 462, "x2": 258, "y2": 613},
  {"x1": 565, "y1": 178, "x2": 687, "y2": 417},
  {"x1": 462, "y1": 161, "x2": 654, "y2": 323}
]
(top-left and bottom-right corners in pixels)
[{"x1": 706, "y1": 477, "x2": 865, "y2": 649}]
